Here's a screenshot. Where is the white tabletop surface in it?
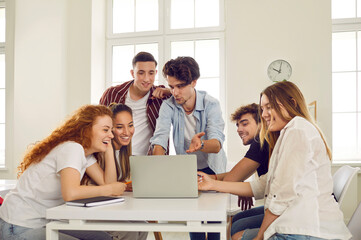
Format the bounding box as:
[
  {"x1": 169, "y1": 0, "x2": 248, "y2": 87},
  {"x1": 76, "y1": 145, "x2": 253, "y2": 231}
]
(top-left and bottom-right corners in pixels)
[
  {"x1": 47, "y1": 191, "x2": 228, "y2": 222},
  {"x1": 0, "y1": 179, "x2": 17, "y2": 196}
]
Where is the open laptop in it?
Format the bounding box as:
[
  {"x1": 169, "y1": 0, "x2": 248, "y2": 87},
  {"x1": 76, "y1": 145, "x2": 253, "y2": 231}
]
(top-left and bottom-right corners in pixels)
[{"x1": 130, "y1": 155, "x2": 198, "y2": 198}]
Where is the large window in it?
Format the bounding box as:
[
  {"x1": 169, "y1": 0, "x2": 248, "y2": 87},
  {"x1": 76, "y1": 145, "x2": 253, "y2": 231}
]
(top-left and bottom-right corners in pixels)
[
  {"x1": 0, "y1": 2, "x2": 5, "y2": 167},
  {"x1": 332, "y1": 0, "x2": 361, "y2": 161},
  {"x1": 107, "y1": 0, "x2": 225, "y2": 102}
]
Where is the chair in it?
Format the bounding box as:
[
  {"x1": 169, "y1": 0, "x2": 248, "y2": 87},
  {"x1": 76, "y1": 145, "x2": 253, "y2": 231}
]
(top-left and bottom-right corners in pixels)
[
  {"x1": 332, "y1": 165, "x2": 360, "y2": 206},
  {"x1": 347, "y1": 200, "x2": 361, "y2": 239}
]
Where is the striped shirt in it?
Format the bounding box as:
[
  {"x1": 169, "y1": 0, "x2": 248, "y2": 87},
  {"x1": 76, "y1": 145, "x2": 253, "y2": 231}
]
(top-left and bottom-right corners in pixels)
[{"x1": 99, "y1": 80, "x2": 168, "y2": 132}]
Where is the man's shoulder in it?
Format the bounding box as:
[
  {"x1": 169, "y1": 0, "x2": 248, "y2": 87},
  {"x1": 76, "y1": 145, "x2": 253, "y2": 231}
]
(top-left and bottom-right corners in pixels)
[
  {"x1": 105, "y1": 80, "x2": 132, "y2": 92},
  {"x1": 198, "y1": 90, "x2": 219, "y2": 104}
]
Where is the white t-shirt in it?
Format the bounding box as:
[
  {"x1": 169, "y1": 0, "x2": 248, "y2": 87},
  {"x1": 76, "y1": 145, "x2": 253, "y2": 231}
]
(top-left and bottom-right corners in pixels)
[
  {"x1": 184, "y1": 112, "x2": 208, "y2": 170},
  {"x1": 125, "y1": 91, "x2": 152, "y2": 155},
  {"x1": 0, "y1": 141, "x2": 96, "y2": 228}
]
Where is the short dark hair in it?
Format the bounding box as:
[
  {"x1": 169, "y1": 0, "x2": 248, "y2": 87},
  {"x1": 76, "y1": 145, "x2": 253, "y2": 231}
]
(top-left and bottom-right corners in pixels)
[
  {"x1": 162, "y1": 56, "x2": 200, "y2": 85},
  {"x1": 132, "y1": 52, "x2": 157, "y2": 68},
  {"x1": 231, "y1": 103, "x2": 260, "y2": 124}
]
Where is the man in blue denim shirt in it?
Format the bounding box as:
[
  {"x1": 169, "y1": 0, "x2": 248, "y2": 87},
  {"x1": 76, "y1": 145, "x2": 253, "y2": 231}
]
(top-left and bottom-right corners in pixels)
[
  {"x1": 150, "y1": 56, "x2": 226, "y2": 240},
  {"x1": 150, "y1": 56, "x2": 226, "y2": 174}
]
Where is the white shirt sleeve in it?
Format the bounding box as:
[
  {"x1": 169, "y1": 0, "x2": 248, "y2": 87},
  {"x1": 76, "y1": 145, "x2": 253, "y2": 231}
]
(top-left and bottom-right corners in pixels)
[
  {"x1": 250, "y1": 173, "x2": 267, "y2": 200},
  {"x1": 55, "y1": 142, "x2": 87, "y2": 174}
]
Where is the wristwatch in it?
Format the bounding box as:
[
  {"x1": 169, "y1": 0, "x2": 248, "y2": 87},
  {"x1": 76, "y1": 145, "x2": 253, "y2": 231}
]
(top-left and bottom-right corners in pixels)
[{"x1": 200, "y1": 140, "x2": 204, "y2": 150}]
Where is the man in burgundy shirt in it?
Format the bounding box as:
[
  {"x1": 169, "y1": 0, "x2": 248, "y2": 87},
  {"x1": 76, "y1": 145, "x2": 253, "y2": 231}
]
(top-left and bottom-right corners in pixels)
[{"x1": 100, "y1": 52, "x2": 171, "y2": 155}]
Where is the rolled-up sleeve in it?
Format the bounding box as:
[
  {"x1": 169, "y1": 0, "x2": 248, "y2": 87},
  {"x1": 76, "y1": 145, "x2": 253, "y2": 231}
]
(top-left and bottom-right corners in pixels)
[
  {"x1": 150, "y1": 101, "x2": 173, "y2": 150},
  {"x1": 266, "y1": 128, "x2": 310, "y2": 216},
  {"x1": 250, "y1": 173, "x2": 267, "y2": 200},
  {"x1": 204, "y1": 100, "x2": 225, "y2": 147}
]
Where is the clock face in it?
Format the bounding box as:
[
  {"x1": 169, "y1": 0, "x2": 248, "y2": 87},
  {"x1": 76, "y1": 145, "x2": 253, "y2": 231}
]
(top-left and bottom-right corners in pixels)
[{"x1": 267, "y1": 60, "x2": 292, "y2": 82}]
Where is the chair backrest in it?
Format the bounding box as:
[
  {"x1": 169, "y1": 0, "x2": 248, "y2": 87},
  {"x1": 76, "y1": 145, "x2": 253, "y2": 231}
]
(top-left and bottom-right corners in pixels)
[
  {"x1": 348, "y1": 200, "x2": 361, "y2": 239},
  {"x1": 333, "y1": 165, "x2": 360, "y2": 205}
]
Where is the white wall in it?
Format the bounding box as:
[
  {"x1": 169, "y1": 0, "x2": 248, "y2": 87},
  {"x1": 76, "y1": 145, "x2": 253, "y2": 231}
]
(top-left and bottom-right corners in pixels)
[
  {"x1": 0, "y1": 0, "x2": 101, "y2": 178},
  {"x1": 225, "y1": 0, "x2": 332, "y2": 161}
]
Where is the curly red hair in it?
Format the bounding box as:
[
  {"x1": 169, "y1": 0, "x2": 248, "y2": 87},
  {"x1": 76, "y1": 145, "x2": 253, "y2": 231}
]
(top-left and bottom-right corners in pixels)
[{"x1": 17, "y1": 105, "x2": 113, "y2": 177}]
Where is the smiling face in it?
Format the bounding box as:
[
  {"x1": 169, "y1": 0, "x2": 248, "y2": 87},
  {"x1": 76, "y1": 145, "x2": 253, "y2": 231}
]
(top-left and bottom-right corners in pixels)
[
  {"x1": 260, "y1": 94, "x2": 290, "y2": 132},
  {"x1": 236, "y1": 113, "x2": 259, "y2": 145},
  {"x1": 131, "y1": 61, "x2": 157, "y2": 95},
  {"x1": 112, "y1": 111, "x2": 135, "y2": 150},
  {"x1": 87, "y1": 115, "x2": 114, "y2": 155}
]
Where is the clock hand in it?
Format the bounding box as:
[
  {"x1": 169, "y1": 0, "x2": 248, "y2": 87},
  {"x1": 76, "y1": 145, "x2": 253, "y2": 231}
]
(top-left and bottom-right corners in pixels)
[
  {"x1": 273, "y1": 68, "x2": 281, "y2": 73},
  {"x1": 279, "y1": 62, "x2": 283, "y2": 73}
]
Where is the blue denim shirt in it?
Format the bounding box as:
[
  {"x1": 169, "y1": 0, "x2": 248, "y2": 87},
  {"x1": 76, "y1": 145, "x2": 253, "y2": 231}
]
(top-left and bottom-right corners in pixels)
[{"x1": 150, "y1": 90, "x2": 227, "y2": 173}]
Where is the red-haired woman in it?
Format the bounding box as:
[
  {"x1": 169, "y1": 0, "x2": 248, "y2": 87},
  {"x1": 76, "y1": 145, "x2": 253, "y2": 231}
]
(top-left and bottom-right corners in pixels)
[{"x1": 0, "y1": 105, "x2": 125, "y2": 240}]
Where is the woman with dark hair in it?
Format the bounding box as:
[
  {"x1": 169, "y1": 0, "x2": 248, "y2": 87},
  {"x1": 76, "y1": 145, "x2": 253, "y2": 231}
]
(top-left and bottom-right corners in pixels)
[
  {"x1": 82, "y1": 103, "x2": 134, "y2": 185},
  {"x1": 198, "y1": 81, "x2": 351, "y2": 240},
  {"x1": 0, "y1": 105, "x2": 125, "y2": 240},
  {"x1": 82, "y1": 103, "x2": 147, "y2": 240}
]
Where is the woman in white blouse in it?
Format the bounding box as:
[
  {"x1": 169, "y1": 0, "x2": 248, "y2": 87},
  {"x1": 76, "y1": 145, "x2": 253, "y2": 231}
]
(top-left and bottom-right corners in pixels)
[{"x1": 198, "y1": 81, "x2": 351, "y2": 240}]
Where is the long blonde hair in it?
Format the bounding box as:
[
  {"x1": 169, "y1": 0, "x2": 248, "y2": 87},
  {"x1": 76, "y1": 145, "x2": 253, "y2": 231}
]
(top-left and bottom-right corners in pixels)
[
  {"x1": 18, "y1": 105, "x2": 113, "y2": 177},
  {"x1": 259, "y1": 81, "x2": 332, "y2": 160}
]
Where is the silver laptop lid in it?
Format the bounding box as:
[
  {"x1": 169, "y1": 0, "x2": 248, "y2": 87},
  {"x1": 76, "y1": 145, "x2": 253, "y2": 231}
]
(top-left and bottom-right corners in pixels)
[{"x1": 130, "y1": 155, "x2": 198, "y2": 198}]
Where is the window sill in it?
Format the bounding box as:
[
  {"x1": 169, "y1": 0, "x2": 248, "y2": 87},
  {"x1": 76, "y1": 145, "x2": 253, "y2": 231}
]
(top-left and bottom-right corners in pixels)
[{"x1": 332, "y1": 161, "x2": 361, "y2": 168}]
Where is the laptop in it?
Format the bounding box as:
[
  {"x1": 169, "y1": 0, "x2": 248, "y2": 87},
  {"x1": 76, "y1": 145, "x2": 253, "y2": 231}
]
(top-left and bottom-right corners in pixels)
[{"x1": 130, "y1": 155, "x2": 198, "y2": 198}]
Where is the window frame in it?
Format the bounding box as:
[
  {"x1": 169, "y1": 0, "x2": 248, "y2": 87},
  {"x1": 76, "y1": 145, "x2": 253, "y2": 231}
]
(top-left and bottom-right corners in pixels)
[
  {"x1": 332, "y1": 17, "x2": 361, "y2": 162},
  {"x1": 105, "y1": 0, "x2": 225, "y2": 103},
  {"x1": 0, "y1": 1, "x2": 5, "y2": 169}
]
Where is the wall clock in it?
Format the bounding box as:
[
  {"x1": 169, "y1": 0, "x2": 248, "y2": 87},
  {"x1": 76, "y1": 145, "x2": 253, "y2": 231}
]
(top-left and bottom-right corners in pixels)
[{"x1": 267, "y1": 59, "x2": 292, "y2": 82}]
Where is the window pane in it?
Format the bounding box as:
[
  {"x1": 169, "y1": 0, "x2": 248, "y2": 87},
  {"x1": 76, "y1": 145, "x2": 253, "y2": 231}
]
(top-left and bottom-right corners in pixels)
[
  {"x1": 195, "y1": 0, "x2": 219, "y2": 28},
  {"x1": 0, "y1": 54, "x2": 4, "y2": 88},
  {"x1": 332, "y1": 113, "x2": 357, "y2": 159},
  {"x1": 196, "y1": 77, "x2": 219, "y2": 100},
  {"x1": 332, "y1": 32, "x2": 356, "y2": 71},
  {"x1": 0, "y1": 124, "x2": 4, "y2": 167},
  {"x1": 195, "y1": 39, "x2": 219, "y2": 77},
  {"x1": 112, "y1": 45, "x2": 134, "y2": 83},
  {"x1": 171, "y1": 0, "x2": 194, "y2": 29},
  {"x1": 136, "y1": 0, "x2": 158, "y2": 32},
  {"x1": 357, "y1": 31, "x2": 361, "y2": 70},
  {"x1": 358, "y1": 0, "x2": 361, "y2": 17},
  {"x1": 359, "y1": 73, "x2": 361, "y2": 111},
  {"x1": 113, "y1": 0, "x2": 135, "y2": 33},
  {"x1": 112, "y1": 43, "x2": 159, "y2": 85},
  {"x1": 332, "y1": 72, "x2": 356, "y2": 112},
  {"x1": 0, "y1": 8, "x2": 5, "y2": 42},
  {"x1": 171, "y1": 41, "x2": 194, "y2": 59},
  {"x1": 332, "y1": 0, "x2": 355, "y2": 19},
  {"x1": 171, "y1": 40, "x2": 220, "y2": 99},
  {"x1": 0, "y1": 89, "x2": 4, "y2": 124}
]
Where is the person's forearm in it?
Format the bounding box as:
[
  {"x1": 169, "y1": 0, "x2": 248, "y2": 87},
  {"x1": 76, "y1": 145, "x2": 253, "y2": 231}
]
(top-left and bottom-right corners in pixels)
[
  {"x1": 62, "y1": 184, "x2": 113, "y2": 201},
  {"x1": 104, "y1": 151, "x2": 117, "y2": 183},
  {"x1": 223, "y1": 158, "x2": 259, "y2": 182},
  {"x1": 201, "y1": 139, "x2": 221, "y2": 153},
  {"x1": 214, "y1": 173, "x2": 226, "y2": 181},
  {"x1": 153, "y1": 145, "x2": 166, "y2": 155},
  {"x1": 254, "y1": 209, "x2": 279, "y2": 240},
  {"x1": 212, "y1": 181, "x2": 254, "y2": 197}
]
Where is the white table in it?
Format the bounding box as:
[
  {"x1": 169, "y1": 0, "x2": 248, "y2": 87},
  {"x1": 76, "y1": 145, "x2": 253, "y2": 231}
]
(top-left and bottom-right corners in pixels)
[
  {"x1": 46, "y1": 191, "x2": 228, "y2": 240},
  {"x1": 0, "y1": 179, "x2": 17, "y2": 197}
]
